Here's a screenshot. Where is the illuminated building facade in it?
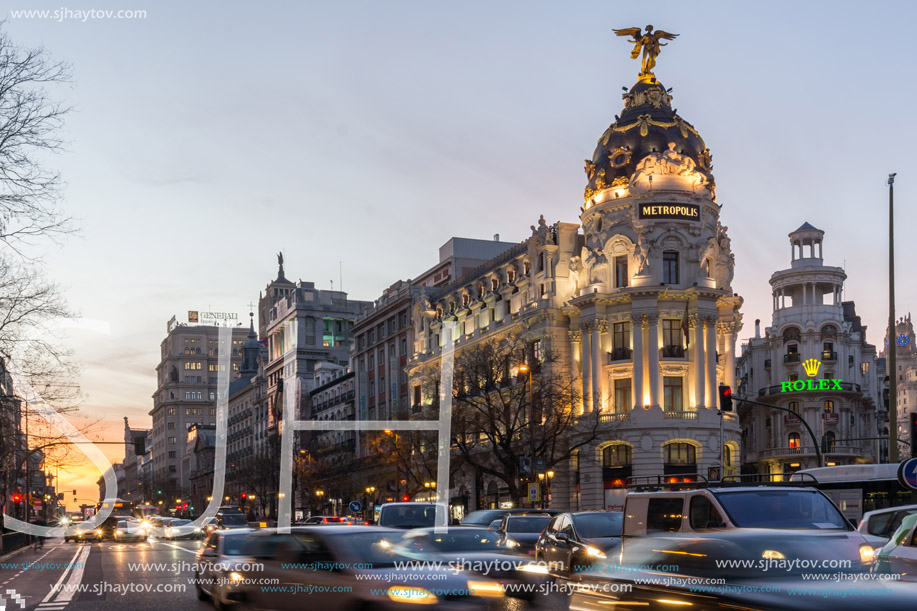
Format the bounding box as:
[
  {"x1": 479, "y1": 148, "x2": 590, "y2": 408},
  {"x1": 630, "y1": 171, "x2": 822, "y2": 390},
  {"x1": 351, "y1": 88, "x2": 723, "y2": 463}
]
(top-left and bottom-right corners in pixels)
[
  {"x1": 736, "y1": 224, "x2": 881, "y2": 475},
  {"x1": 883, "y1": 314, "x2": 917, "y2": 456},
  {"x1": 410, "y1": 72, "x2": 743, "y2": 511}
]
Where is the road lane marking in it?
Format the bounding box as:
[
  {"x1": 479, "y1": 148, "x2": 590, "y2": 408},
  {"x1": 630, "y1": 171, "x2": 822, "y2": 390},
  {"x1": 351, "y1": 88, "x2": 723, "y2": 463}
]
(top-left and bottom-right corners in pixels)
[
  {"x1": 40, "y1": 546, "x2": 85, "y2": 604},
  {"x1": 51, "y1": 546, "x2": 90, "y2": 604},
  {"x1": 149, "y1": 541, "x2": 198, "y2": 555}
]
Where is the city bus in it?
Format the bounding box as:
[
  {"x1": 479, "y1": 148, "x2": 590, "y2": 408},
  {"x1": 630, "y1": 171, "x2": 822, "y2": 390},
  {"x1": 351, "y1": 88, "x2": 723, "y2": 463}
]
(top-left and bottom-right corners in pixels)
[{"x1": 791, "y1": 464, "x2": 917, "y2": 522}]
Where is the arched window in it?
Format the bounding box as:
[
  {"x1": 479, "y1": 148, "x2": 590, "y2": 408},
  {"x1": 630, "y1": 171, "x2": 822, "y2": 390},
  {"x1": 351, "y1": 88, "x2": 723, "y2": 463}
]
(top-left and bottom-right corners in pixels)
[
  {"x1": 462, "y1": 293, "x2": 469, "y2": 307},
  {"x1": 603, "y1": 444, "x2": 632, "y2": 467},
  {"x1": 788, "y1": 432, "x2": 801, "y2": 448},
  {"x1": 788, "y1": 401, "x2": 799, "y2": 413},
  {"x1": 824, "y1": 400, "x2": 835, "y2": 414},
  {"x1": 665, "y1": 443, "x2": 696, "y2": 465},
  {"x1": 523, "y1": 260, "x2": 531, "y2": 275},
  {"x1": 723, "y1": 445, "x2": 733, "y2": 467},
  {"x1": 783, "y1": 327, "x2": 802, "y2": 343},
  {"x1": 507, "y1": 267, "x2": 516, "y2": 283},
  {"x1": 491, "y1": 277, "x2": 499, "y2": 291}
]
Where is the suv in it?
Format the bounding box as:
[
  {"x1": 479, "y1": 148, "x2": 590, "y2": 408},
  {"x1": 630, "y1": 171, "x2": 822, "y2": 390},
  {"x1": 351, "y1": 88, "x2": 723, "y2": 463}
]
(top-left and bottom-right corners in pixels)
[
  {"x1": 621, "y1": 486, "x2": 875, "y2": 571},
  {"x1": 858, "y1": 504, "x2": 917, "y2": 547},
  {"x1": 377, "y1": 502, "x2": 448, "y2": 529},
  {"x1": 216, "y1": 508, "x2": 249, "y2": 530}
]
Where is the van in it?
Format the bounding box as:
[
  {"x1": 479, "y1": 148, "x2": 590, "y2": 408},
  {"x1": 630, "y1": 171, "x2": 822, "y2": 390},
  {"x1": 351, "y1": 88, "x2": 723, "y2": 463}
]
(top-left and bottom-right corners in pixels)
[{"x1": 377, "y1": 502, "x2": 448, "y2": 529}]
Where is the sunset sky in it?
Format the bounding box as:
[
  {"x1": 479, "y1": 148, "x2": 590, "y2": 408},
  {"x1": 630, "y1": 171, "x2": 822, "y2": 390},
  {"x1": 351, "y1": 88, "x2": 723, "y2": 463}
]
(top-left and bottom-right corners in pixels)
[{"x1": 5, "y1": 0, "x2": 917, "y2": 507}]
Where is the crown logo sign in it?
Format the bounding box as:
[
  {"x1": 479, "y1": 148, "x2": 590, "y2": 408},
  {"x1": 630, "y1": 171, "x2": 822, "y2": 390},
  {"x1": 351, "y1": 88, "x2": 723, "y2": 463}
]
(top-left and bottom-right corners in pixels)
[{"x1": 802, "y1": 359, "x2": 821, "y2": 377}]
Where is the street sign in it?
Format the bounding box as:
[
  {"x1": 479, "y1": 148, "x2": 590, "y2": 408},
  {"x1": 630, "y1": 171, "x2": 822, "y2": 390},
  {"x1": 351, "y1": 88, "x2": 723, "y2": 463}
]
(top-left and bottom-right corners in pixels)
[
  {"x1": 528, "y1": 483, "x2": 541, "y2": 502},
  {"x1": 534, "y1": 457, "x2": 547, "y2": 475},
  {"x1": 349, "y1": 501, "x2": 362, "y2": 513},
  {"x1": 898, "y1": 458, "x2": 917, "y2": 490}
]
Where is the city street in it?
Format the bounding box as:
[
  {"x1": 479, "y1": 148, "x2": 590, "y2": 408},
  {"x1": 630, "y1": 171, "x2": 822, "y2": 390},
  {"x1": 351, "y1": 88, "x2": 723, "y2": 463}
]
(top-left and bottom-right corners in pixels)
[{"x1": 1, "y1": 539, "x2": 570, "y2": 611}]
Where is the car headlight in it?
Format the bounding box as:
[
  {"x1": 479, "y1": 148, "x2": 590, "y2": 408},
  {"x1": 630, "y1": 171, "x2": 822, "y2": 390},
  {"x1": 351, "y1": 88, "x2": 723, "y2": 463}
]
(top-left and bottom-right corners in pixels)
[
  {"x1": 505, "y1": 539, "x2": 518, "y2": 548},
  {"x1": 115, "y1": 530, "x2": 123, "y2": 535},
  {"x1": 386, "y1": 586, "x2": 438, "y2": 605},
  {"x1": 228, "y1": 572, "x2": 244, "y2": 583},
  {"x1": 859, "y1": 545, "x2": 875, "y2": 564},
  {"x1": 466, "y1": 580, "x2": 504, "y2": 598},
  {"x1": 586, "y1": 546, "x2": 606, "y2": 559},
  {"x1": 96, "y1": 529, "x2": 103, "y2": 535},
  {"x1": 762, "y1": 550, "x2": 786, "y2": 560}
]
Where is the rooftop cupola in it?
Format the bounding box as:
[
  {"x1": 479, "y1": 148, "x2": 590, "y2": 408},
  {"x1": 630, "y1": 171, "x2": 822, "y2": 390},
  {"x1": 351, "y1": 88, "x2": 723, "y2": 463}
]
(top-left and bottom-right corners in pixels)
[{"x1": 789, "y1": 222, "x2": 825, "y2": 267}]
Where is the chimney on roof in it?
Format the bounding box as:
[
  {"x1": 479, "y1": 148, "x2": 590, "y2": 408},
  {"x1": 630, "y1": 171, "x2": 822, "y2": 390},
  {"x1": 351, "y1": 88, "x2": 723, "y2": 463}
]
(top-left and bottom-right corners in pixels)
[{"x1": 755, "y1": 319, "x2": 761, "y2": 338}]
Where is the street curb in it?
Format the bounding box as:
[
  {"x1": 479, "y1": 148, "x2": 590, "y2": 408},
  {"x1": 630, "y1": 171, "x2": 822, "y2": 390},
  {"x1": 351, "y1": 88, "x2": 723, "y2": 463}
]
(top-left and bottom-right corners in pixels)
[{"x1": 0, "y1": 544, "x2": 31, "y2": 564}]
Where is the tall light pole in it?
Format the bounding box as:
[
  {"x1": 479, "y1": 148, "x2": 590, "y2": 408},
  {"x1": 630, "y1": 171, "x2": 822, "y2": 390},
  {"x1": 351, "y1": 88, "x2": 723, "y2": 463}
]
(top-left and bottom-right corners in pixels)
[
  {"x1": 888, "y1": 173, "x2": 898, "y2": 464},
  {"x1": 519, "y1": 364, "x2": 535, "y2": 508}
]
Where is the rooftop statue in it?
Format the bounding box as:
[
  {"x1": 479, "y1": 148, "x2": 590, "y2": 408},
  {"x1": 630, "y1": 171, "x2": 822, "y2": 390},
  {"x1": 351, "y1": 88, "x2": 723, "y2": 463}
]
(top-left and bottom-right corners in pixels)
[{"x1": 613, "y1": 25, "x2": 678, "y2": 80}]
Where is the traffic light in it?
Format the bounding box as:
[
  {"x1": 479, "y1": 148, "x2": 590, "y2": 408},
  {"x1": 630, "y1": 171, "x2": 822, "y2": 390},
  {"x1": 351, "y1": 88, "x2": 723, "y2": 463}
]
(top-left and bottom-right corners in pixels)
[
  {"x1": 241, "y1": 493, "x2": 247, "y2": 500},
  {"x1": 718, "y1": 384, "x2": 733, "y2": 412},
  {"x1": 910, "y1": 412, "x2": 917, "y2": 459},
  {"x1": 12, "y1": 493, "x2": 21, "y2": 503},
  {"x1": 401, "y1": 495, "x2": 410, "y2": 502},
  {"x1": 72, "y1": 490, "x2": 77, "y2": 496},
  {"x1": 134, "y1": 436, "x2": 145, "y2": 456}
]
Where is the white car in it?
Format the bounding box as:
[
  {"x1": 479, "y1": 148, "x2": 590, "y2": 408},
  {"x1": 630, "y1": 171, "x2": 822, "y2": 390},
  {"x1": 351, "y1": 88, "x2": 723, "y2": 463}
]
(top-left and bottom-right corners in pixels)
[
  {"x1": 164, "y1": 519, "x2": 201, "y2": 540},
  {"x1": 858, "y1": 504, "x2": 917, "y2": 547},
  {"x1": 114, "y1": 520, "x2": 148, "y2": 542},
  {"x1": 874, "y1": 513, "x2": 917, "y2": 580}
]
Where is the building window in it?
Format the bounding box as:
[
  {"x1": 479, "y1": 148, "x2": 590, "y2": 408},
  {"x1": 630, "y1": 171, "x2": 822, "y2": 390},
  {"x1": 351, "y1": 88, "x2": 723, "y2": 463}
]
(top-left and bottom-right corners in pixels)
[
  {"x1": 823, "y1": 431, "x2": 836, "y2": 452},
  {"x1": 788, "y1": 432, "x2": 801, "y2": 448},
  {"x1": 613, "y1": 322, "x2": 630, "y2": 350},
  {"x1": 168, "y1": 437, "x2": 176, "y2": 445},
  {"x1": 788, "y1": 401, "x2": 799, "y2": 413},
  {"x1": 209, "y1": 408, "x2": 215, "y2": 416},
  {"x1": 167, "y1": 422, "x2": 175, "y2": 429},
  {"x1": 168, "y1": 465, "x2": 177, "y2": 473},
  {"x1": 184, "y1": 361, "x2": 202, "y2": 370},
  {"x1": 491, "y1": 277, "x2": 499, "y2": 291},
  {"x1": 665, "y1": 443, "x2": 696, "y2": 465},
  {"x1": 167, "y1": 408, "x2": 176, "y2": 416},
  {"x1": 602, "y1": 444, "x2": 632, "y2": 467},
  {"x1": 723, "y1": 445, "x2": 733, "y2": 467},
  {"x1": 532, "y1": 339, "x2": 542, "y2": 363},
  {"x1": 662, "y1": 251, "x2": 679, "y2": 284},
  {"x1": 662, "y1": 319, "x2": 685, "y2": 356},
  {"x1": 413, "y1": 385, "x2": 422, "y2": 406},
  {"x1": 614, "y1": 378, "x2": 632, "y2": 413},
  {"x1": 507, "y1": 268, "x2": 516, "y2": 283},
  {"x1": 663, "y1": 376, "x2": 683, "y2": 411},
  {"x1": 209, "y1": 392, "x2": 216, "y2": 401},
  {"x1": 523, "y1": 260, "x2": 530, "y2": 275},
  {"x1": 168, "y1": 451, "x2": 176, "y2": 459},
  {"x1": 615, "y1": 256, "x2": 628, "y2": 288},
  {"x1": 824, "y1": 400, "x2": 835, "y2": 414}
]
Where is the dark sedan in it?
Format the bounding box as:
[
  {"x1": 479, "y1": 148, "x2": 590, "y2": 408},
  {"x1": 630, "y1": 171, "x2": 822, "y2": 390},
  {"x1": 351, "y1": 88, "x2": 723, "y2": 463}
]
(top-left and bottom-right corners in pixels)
[
  {"x1": 535, "y1": 511, "x2": 623, "y2": 576},
  {"x1": 497, "y1": 514, "x2": 552, "y2": 556},
  {"x1": 460, "y1": 508, "x2": 557, "y2": 527},
  {"x1": 397, "y1": 526, "x2": 550, "y2": 600}
]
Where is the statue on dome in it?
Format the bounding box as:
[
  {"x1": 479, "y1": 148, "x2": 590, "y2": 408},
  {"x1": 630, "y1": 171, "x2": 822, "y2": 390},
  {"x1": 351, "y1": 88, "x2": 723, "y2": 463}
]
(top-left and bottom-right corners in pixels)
[
  {"x1": 613, "y1": 25, "x2": 679, "y2": 79},
  {"x1": 531, "y1": 215, "x2": 554, "y2": 245}
]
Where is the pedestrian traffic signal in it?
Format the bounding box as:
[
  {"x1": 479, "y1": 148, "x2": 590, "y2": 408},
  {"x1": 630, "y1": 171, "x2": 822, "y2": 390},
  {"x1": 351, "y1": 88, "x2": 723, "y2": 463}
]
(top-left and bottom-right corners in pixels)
[{"x1": 718, "y1": 384, "x2": 733, "y2": 412}]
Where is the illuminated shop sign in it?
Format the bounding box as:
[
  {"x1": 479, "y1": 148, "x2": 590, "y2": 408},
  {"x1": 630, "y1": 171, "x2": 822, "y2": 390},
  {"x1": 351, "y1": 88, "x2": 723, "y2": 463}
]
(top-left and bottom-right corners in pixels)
[
  {"x1": 639, "y1": 203, "x2": 700, "y2": 220},
  {"x1": 780, "y1": 359, "x2": 843, "y2": 392}
]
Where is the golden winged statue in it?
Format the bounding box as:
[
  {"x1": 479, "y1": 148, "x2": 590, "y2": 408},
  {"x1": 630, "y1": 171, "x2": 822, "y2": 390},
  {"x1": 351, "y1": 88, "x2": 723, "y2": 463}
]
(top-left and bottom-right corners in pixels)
[{"x1": 613, "y1": 25, "x2": 678, "y2": 80}]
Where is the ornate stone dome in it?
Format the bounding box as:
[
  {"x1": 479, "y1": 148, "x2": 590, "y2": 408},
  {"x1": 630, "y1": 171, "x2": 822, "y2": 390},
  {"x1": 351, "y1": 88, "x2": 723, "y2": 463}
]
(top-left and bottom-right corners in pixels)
[{"x1": 584, "y1": 79, "x2": 714, "y2": 202}]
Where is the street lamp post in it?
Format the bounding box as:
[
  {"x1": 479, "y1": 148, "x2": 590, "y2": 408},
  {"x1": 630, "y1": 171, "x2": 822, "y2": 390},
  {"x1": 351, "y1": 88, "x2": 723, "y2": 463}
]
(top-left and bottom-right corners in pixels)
[
  {"x1": 519, "y1": 364, "x2": 536, "y2": 508},
  {"x1": 888, "y1": 173, "x2": 898, "y2": 464}
]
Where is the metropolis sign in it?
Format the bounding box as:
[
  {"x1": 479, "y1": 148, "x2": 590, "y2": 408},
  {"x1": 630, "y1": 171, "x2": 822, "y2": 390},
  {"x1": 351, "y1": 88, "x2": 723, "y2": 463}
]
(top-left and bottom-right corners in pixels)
[{"x1": 639, "y1": 203, "x2": 700, "y2": 221}]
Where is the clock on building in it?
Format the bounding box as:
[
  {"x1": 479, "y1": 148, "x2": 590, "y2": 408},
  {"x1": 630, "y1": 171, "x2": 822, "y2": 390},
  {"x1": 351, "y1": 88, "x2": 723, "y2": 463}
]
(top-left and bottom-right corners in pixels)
[{"x1": 897, "y1": 334, "x2": 910, "y2": 347}]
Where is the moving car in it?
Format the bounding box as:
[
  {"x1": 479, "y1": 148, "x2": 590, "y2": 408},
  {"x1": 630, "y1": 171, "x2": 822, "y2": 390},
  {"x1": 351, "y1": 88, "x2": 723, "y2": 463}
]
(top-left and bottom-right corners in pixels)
[
  {"x1": 621, "y1": 485, "x2": 875, "y2": 570},
  {"x1": 377, "y1": 502, "x2": 448, "y2": 529},
  {"x1": 858, "y1": 504, "x2": 917, "y2": 547},
  {"x1": 114, "y1": 520, "x2": 148, "y2": 542},
  {"x1": 535, "y1": 511, "x2": 623, "y2": 575},
  {"x1": 146, "y1": 516, "x2": 179, "y2": 538},
  {"x1": 64, "y1": 520, "x2": 99, "y2": 543},
  {"x1": 496, "y1": 514, "x2": 552, "y2": 556},
  {"x1": 195, "y1": 528, "x2": 260, "y2": 610},
  {"x1": 397, "y1": 526, "x2": 548, "y2": 600},
  {"x1": 873, "y1": 512, "x2": 917, "y2": 580},
  {"x1": 236, "y1": 526, "x2": 500, "y2": 609},
  {"x1": 164, "y1": 519, "x2": 201, "y2": 540},
  {"x1": 302, "y1": 515, "x2": 351, "y2": 525},
  {"x1": 460, "y1": 508, "x2": 557, "y2": 527},
  {"x1": 215, "y1": 510, "x2": 249, "y2": 530}
]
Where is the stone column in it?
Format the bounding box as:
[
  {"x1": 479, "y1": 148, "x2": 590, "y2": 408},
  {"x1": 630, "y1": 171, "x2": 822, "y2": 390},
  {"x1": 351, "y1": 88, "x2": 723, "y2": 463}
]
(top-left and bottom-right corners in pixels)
[
  {"x1": 647, "y1": 314, "x2": 660, "y2": 408},
  {"x1": 581, "y1": 323, "x2": 592, "y2": 413},
  {"x1": 694, "y1": 315, "x2": 705, "y2": 408},
  {"x1": 632, "y1": 315, "x2": 644, "y2": 410},
  {"x1": 570, "y1": 329, "x2": 583, "y2": 415},
  {"x1": 706, "y1": 316, "x2": 717, "y2": 407},
  {"x1": 592, "y1": 322, "x2": 603, "y2": 412},
  {"x1": 724, "y1": 325, "x2": 736, "y2": 389}
]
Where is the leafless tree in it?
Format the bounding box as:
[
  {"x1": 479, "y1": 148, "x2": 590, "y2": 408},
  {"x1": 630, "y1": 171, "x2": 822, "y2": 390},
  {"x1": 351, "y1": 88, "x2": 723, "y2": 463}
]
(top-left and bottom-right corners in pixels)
[{"x1": 420, "y1": 329, "x2": 599, "y2": 506}]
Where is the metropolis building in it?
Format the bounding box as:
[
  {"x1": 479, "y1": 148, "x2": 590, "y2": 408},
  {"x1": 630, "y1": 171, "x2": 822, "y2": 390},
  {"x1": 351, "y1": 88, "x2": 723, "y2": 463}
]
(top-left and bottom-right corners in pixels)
[
  {"x1": 735, "y1": 224, "x2": 882, "y2": 476},
  {"x1": 409, "y1": 63, "x2": 743, "y2": 512}
]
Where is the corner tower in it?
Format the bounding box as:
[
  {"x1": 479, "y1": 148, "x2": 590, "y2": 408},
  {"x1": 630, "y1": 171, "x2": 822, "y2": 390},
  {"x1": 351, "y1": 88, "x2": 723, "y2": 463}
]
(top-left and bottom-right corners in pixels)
[{"x1": 568, "y1": 30, "x2": 743, "y2": 493}]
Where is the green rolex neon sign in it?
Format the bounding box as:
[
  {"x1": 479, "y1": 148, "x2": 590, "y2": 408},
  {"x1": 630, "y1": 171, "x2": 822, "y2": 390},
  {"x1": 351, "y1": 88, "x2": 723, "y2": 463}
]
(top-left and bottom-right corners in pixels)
[{"x1": 780, "y1": 359, "x2": 843, "y2": 392}]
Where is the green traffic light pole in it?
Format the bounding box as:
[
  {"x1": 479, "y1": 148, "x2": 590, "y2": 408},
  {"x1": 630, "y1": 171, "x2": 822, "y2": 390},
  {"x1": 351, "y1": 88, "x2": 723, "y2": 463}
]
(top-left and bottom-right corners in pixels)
[{"x1": 733, "y1": 396, "x2": 824, "y2": 468}]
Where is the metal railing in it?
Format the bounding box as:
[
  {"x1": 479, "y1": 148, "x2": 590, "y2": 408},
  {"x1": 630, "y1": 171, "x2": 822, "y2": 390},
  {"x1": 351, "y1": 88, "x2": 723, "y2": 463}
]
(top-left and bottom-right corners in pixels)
[{"x1": 663, "y1": 410, "x2": 698, "y2": 420}]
